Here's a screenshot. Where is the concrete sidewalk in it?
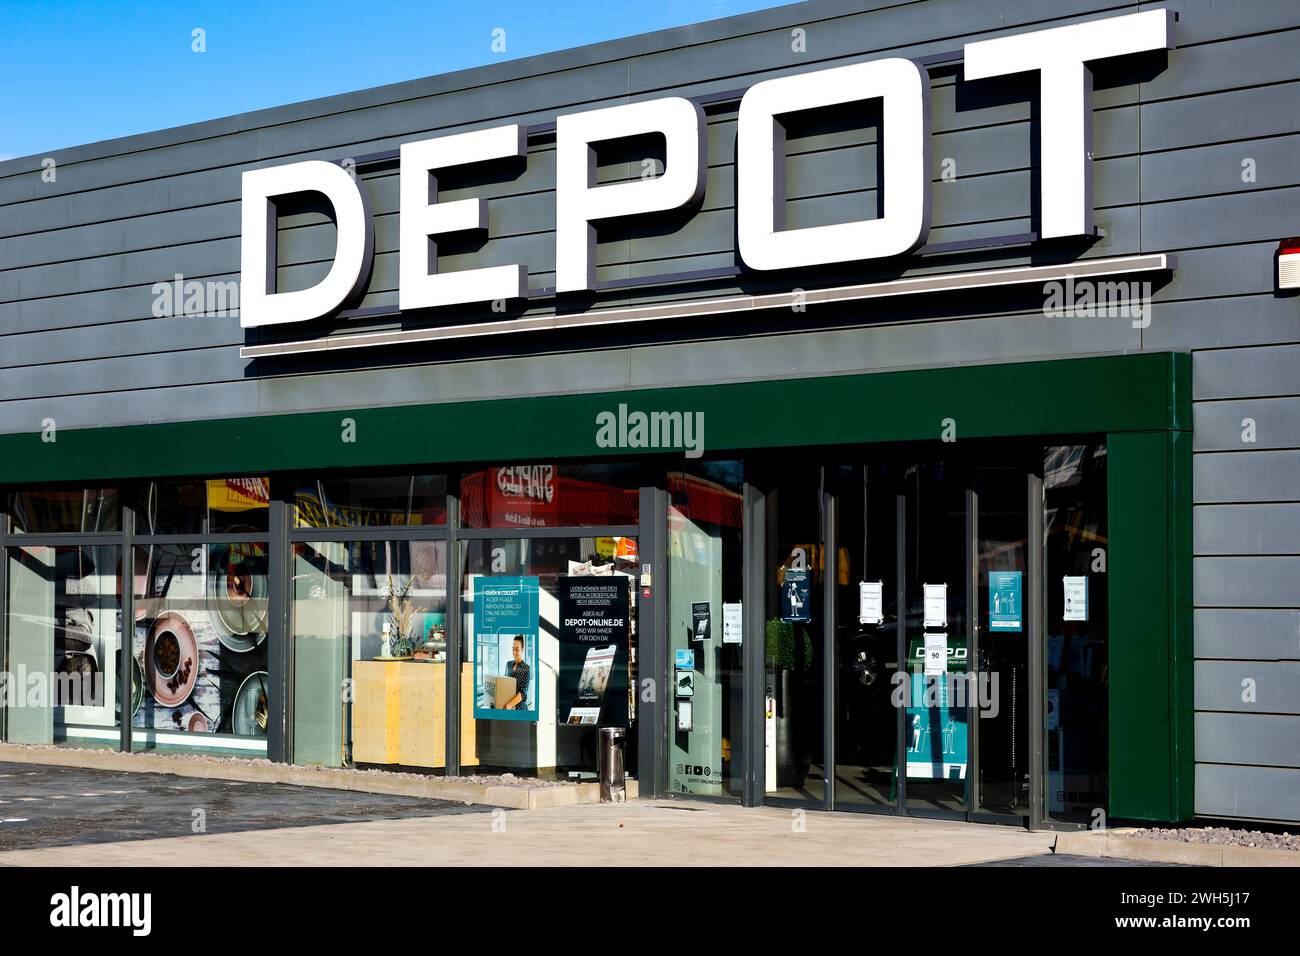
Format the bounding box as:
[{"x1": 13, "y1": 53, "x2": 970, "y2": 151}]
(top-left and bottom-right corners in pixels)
[{"x1": 0, "y1": 799, "x2": 1059, "y2": 867}]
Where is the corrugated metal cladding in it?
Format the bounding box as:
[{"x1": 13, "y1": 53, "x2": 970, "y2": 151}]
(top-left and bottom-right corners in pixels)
[{"x1": 0, "y1": 0, "x2": 1297, "y2": 819}]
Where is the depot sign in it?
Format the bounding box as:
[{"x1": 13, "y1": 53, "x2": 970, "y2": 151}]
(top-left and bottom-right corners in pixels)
[{"x1": 239, "y1": 9, "x2": 1173, "y2": 330}]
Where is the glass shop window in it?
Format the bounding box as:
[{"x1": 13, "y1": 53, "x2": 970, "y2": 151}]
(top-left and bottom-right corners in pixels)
[
  {"x1": 130, "y1": 542, "x2": 270, "y2": 756},
  {"x1": 133, "y1": 478, "x2": 271, "y2": 535},
  {"x1": 7, "y1": 488, "x2": 122, "y2": 534},
  {"x1": 459, "y1": 463, "x2": 642, "y2": 529},
  {"x1": 292, "y1": 538, "x2": 450, "y2": 770},
  {"x1": 460, "y1": 535, "x2": 640, "y2": 779},
  {"x1": 3, "y1": 545, "x2": 122, "y2": 748},
  {"x1": 295, "y1": 474, "x2": 448, "y2": 528}
]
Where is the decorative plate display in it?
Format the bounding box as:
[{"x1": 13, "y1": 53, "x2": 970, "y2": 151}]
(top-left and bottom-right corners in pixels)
[
  {"x1": 231, "y1": 671, "x2": 269, "y2": 737},
  {"x1": 114, "y1": 655, "x2": 144, "y2": 722},
  {"x1": 207, "y1": 544, "x2": 268, "y2": 652},
  {"x1": 143, "y1": 611, "x2": 200, "y2": 708}
]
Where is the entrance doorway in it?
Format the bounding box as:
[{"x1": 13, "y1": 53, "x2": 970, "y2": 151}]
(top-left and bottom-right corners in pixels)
[{"x1": 746, "y1": 440, "x2": 1108, "y2": 828}]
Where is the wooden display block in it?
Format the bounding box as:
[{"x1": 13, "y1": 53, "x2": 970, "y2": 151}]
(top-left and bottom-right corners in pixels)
[{"x1": 351, "y1": 661, "x2": 477, "y2": 768}]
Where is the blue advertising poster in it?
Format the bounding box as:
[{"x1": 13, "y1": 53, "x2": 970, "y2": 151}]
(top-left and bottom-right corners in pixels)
[
  {"x1": 780, "y1": 568, "x2": 812, "y2": 622},
  {"x1": 674, "y1": 648, "x2": 695, "y2": 670},
  {"x1": 905, "y1": 636, "x2": 968, "y2": 780},
  {"x1": 473, "y1": 576, "x2": 540, "y2": 721},
  {"x1": 989, "y1": 570, "x2": 1023, "y2": 632}
]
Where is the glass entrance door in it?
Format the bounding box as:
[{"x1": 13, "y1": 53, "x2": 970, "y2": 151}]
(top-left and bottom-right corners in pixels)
[
  {"x1": 670, "y1": 440, "x2": 1107, "y2": 825},
  {"x1": 666, "y1": 464, "x2": 745, "y2": 799},
  {"x1": 763, "y1": 465, "x2": 828, "y2": 805},
  {"x1": 832, "y1": 464, "x2": 900, "y2": 810},
  {"x1": 900, "y1": 459, "x2": 971, "y2": 815},
  {"x1": 821, "y1": 442, "x2": 1098, "y2": 826},
  {"x1": 972, "y1": 459, "x2": 1034, "y2": 821},
  {"x1": 1042, "y1": 443, "x2": 1110, "y2": 826}
]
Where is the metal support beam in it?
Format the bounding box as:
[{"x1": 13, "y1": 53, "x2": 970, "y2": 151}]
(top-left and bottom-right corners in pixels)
[
  {"x1": 966, "y1": 487, "x2": 979, "y2": 816},
  {"x1": 895, "y1": 493, "x2": 907, "y2": 813},
  {"x1": 445, "y1": 492, "x2": 461, "y2": 775},
  {"x1": 636, "y1": 485, "x2": 667, "y2": 799},
  {"x1": 822, "y1": 480, "x2": 836, "y2": 810},
  {"x1": 119, "y1": 506, "x2": 135, "y2": 753},
  {"x1": 1027, "y1": 473, "x2": 1046, "y2": 830},
  {"x1": 742, "y1": 481, "x2": 766, "y2": 807},
  {"x1": 267, "y1": 491, "x2": 290, "y2": 763}
]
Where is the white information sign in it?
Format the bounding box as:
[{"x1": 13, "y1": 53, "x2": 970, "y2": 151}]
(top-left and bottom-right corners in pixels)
[
  {"x1": 923, "y1": 583, "x2": 948, "y2": 628},
  {"x1": 723, "y1": 602, "x2": 743, "y2": 644},
  {"x1": 859, "y1": 581, "x2": 884, "y2": 625},
  {"x1": 1063, "y1": 575, "x2": 1089, "y2": 621},
  {"x1": 924, "y1": 634, "x2": 949, "y2": 675}
]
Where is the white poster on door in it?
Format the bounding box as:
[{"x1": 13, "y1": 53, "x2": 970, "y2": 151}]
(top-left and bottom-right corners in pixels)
[
  {"x1": 923, "y1": 583, "x2": 947, "y2": 628},
  {"x1": 924, "y1": 633, "x2": 949, "y2": 675},
  {"x1": 1063, "y1": 575, "x2": 1089, "y2": 621},
  {"x1": 858, "y1": 581, "x2": 884, "y2": 625},
  {"x1": 722, "y1": 602, "x2": 743, "y2": 644}
]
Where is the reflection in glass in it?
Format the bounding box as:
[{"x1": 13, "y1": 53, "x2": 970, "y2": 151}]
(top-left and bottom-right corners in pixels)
[
  {"x1": 4, "y1": 546, "x2": 121, "y2": 748},
  {"x1": 294, "y1": 475, "x2": 447, "y2": 528},
  {"x1": 667, "y1": 463, "x2": 743, "y2": 798},
  {"x1": 7, "y1": 489, "x2": 121, "y2": 534},
  {"x1": 974, "y1": 462, "x2": 1031, "y2": 817},
  {"x1": 903, "y1": 461, "x2": 969, "y2": 813},
  {"x1": 134, "y1": 478, "x2": 271, "y2": 535},
  {"x1": 292, "y1": 539, "x2": 449, "y2": 770},
  {"x1": 1044, "y1": 443, "x2": 1109, "y2": 824},
  {"x1": 764, "y1": 465, "x2": 827, "y2": 804},
  {"x1": 833, "y1": 463, "x2": 900, "y2": 809},
  {"x1": 459, "y1": 463, "x2": 641, "y2": 529}
]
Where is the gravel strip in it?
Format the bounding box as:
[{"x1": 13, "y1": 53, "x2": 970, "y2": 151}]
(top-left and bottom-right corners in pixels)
[{"x1": 1124, "y1": 826, "x2": 1299, "y2": 851}]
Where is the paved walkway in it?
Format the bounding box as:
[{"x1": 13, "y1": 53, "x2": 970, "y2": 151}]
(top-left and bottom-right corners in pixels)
[
  {"x1": 0, "y1": 796, "x2": 1070, "y2": 866},
  {"x1": 0, "y1": 761, "x2": 1181, "y2": 866},
  {"x1": 0, "y1": 761, "x2": 482, "y2": 853}
]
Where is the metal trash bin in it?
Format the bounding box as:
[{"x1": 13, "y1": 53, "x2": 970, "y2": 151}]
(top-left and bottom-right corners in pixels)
[{"x1": 598, "y1": 726, "x2": 627, "y2": 803}]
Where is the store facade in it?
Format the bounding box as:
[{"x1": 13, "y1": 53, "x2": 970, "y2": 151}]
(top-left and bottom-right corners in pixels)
[{"x1": 1, "y1": 0, "x2": 1297, "y2": 827}]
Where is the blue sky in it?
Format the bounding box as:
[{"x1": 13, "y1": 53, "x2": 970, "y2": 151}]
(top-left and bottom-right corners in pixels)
[{"x1": 0, "y1": 0, "x2": 792, "y2": 160}]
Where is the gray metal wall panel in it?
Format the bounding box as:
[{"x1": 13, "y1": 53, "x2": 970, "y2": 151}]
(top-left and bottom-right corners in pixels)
[
  {"x1": 1141, "y1": 134, "x2": 1300, "y2": 204},
  {"x1": 1193, "y1": 345, "x2": 1300, "y2": 401},
  {"x1": 0, "y1": 277, "x2": 239, "y2": 337},
  {"x1": 0, "y1": 315, "x2": 240, "y2": 369},
  {"x1": 1195, "y1": 609, "x2": 1300, "y2": 661},
  {"x1": 1194, "y1": 397, "x2": 1300, "y2": 451},
  {"x1": 1140, "y1": 78, "x2": 1300, "y2": 153},
  {"x1": 1194, "y1": 451, "x2": 1300, "y2": 504},
  {"x1": 1195, "y1": 504, "x2": 1300, "y2": 556},
  {"x1": 1195, "y1": 764, "x2": 1300, "y2": 821},
  {"x1": 1196, "y1": 713, "x2": 1300, "y2": 768},
  {"x1": 1141, "y1": 185, "x2": 1300, "y2": 251},
  {"x1": 255, "y1": 348, "x2": 637, "y2": 417},
  {"x1": 1194, "y1": 660, "x2": 1300, "y2": 713},
  {"x1": 1195, "y1": 557, "x2": 1300, "y2": 609},
  {"x1": 623, "y1": 311, "x2": 1141, "y2": 388},
  {"x1": 1144, "y1": 295, "x2": 1299, "y2": 352},
  {"x1": 0, "y1": 380, "x2": 260, "y2": 436},
  {"x1": 0, "y1": 346, "x2": 246, "y2": 402}
]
